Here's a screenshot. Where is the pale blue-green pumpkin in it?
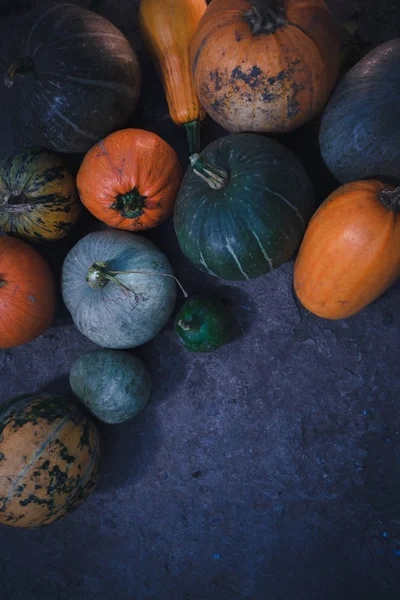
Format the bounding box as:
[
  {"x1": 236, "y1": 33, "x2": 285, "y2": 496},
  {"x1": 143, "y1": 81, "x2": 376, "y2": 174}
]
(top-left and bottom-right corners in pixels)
[
  {"x1": 70, "y1": 349, "x2": 151, "y2": 424},
  {"x1": 61, "y1": 230, "x2": 177, "y2": 349}
]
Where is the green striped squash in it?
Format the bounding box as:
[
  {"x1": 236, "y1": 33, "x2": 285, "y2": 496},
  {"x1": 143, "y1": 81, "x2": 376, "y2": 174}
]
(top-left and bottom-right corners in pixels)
[
  {"x1": 0, "y1": 393, "x2": 101, "y2": 528},
  {"x1": 174, "y1": 133, "x2": 315, "y2": 280},
  {"x1": 0, "y1": 148, "x2": 80, "y2": 242}
]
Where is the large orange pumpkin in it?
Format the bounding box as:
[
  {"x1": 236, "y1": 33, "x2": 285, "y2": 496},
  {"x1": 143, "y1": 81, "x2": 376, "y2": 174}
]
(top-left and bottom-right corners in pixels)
[
  {"x1": 77, "y1": 129, "x2": 182, "y2": 231},
  {"x1": 191, "y1": 0, "x2": 340, "y2": 133},
  {"x1": 0, "y1": 236, "x2": 56, "y2": 348},
  {"x1": 294, "y1": 181, "x2": 400, "y2": 319}
]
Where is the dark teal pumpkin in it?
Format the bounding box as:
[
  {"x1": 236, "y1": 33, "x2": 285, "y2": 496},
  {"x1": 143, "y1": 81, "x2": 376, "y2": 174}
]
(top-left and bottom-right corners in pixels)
[
  {"x1": 174, "y1": 133, "x2": 314, "y2": 280},
  {"x1": 319, "y1": 39, "x2": 400, "y2": 184},
  {"x1": 0, "y1": 3, "x2": 141, "y2": 153},
  {"x1": 175, "y1": 296, "x2": 232, "y2": 353},
  {"x1": 61, "y1": 230, "x2": 177, "y2": 349},
  {"x1": 70, "y1": 349, "x2": 152, "y2": 424}
]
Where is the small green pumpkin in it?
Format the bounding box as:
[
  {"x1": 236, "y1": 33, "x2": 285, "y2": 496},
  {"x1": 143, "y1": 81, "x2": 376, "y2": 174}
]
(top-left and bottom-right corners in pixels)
[
  {"x1": 174, "y1": 133, "x2": 314, "y2": 280},
  {"x1": 175, "y1": 296, "x2": 232, "y2": 352},
  {"x1": 70, "y1": 349, "x2": 152, "y2": 424}
]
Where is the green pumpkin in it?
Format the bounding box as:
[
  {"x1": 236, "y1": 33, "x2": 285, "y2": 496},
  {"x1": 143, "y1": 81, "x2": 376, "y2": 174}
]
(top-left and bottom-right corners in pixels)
[
  {"x1": 175, "y1": 296, "x2": 232, "y2": 352},
  {"x1": 174, "y1": 133, "x2": 314, "y2": 280},
  {"x1": 61, "y1": 230, "x2": 177, "y2": 349},
  {"x1": 0, "y1": 147, "x2": 80, "y2": 242},
  {"x1": 70, "y1": 349, "x2": 151, "y2": 424}
]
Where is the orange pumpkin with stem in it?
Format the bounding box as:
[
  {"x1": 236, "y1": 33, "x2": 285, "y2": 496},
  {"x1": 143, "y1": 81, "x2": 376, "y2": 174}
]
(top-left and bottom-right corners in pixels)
[
  {"x1": 294, "y1": 180, "x2": 400, "y2": 319},
  {"x1": 0, "y1": 236, "x2": 56, "y2": 348},
  {"x1": 191, "y1": 0, "x2": 340, "y2": 133},
  {"x1": 77, "y1": 129, "x2": 182, "y2": 232}
]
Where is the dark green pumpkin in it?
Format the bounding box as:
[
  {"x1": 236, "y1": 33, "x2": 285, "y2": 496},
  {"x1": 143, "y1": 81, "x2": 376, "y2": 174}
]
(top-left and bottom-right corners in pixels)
[
  {"x1": 70, "y1": 349, "x2": 152, "y2": 424},
  {"x1": 174, "y1": 133, "x2": 314, "y2": 280},
  {"x1": 175, "y1": 296, "x2": 232, "y2": 353},
  {"x1": 0, "y1": 393, "x2": 100, "y2": 528},
  {"x1": 0, "y1": 147, "x2": 80, "y2": 242},
  {"x1": 0, "y1": 3, "x2": 141, "y2": 153},
  {"x1": 319, "y1": 39, "x2": 400, "y2": 184}
]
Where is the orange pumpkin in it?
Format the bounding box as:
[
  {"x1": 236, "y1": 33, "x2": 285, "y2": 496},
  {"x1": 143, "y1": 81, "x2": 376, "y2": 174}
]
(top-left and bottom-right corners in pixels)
[
  {"x1": 294, "y1": 181, "x2": 400, "y2": 319},
  {"x1": 77, "y1": 129, "x2": 183, "y2": 231},
  {"x1": 139, "y1": 0, "x2": 207, "y2": 154},
  {"x1": 191, "y1": 0, "x2": 340, "y2": 133},
  {"x1": 0, "y1": 236, "x2": 56, "y2": 348}
]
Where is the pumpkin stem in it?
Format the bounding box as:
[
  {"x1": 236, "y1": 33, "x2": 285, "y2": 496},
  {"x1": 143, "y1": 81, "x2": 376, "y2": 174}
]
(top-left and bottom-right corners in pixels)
[
  {"x1": 85, "y1": 261, "x2": 189, "y2": 298},
  {"x1": 183, "y1": 120, "x2": 201, "y2": 155},
  {"x1": 4, "y1": 57, "x2": 34, "y2": 88},
  {"x1": 0, "y1": 280, "x2": 7, "y2": 288},
  {"x1": 2, "y1": 192, "x2": 35, "y2": 214},
  {"x1": 177, "y1": 319, "x2": 196, "y2": 332},
  {"x1": 110, "y1": 187, "x2": 147, "y2": 219},
  {"x1": 190, "y1": 154, "x2": 229, "y2": 190},
  {"x1": 109, "y1": 270, "x2": 189, "y2": 298},
  {"x1": 379, "y1": 186, "x2": 400, "y2": 212},
  {"x1": 245, "y1": 0, "x2": 286, "y2": 35}
]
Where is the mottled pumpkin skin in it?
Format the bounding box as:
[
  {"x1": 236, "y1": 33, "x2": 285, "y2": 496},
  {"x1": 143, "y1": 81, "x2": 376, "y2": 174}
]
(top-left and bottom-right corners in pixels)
[
  {"x1": 0, "y1": 3, "x2": 141, "y2": 153},
  {"x1": 0, "y1": 394, "x2": 101, "y2": 528},
  {"x1": 174, "y1": 133, "x2": 314, "y2": 280},
  {"x1": 77, "y1": 129, "x2": 182, "y2": 232},
  {"x1": 294, "y1": 180, "x2": 400, "y2": 319},
  {"x1": 70, "y1": 349, "x2": 152, "y2": 424},
  {"x1": 62, "y1": 230, "x2": 177, "y2": 349},
  {"x1": 191, "y1": 0, "x2": 340, "y2": 133},
  {"x1": 0, "y1": 148, "x2": 80, "y2": 242},
  {"x1": 319, "y1": 40, "x2": 400, "y2": 184},
  {"x1": 0, "y1": 236, "x2": 56, "y2": 349}
]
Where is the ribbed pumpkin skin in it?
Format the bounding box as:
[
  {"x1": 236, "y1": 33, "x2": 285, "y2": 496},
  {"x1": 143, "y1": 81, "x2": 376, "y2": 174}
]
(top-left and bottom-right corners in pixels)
[
  {"x1": 0, "y1": 236, "x2": 56, "y2": 349},
  {"x1": 0, "y1": 394, "x2": 100, "y2": 529},
  {"x1": 62, "y1": 230, "x2": 177, "y2": 349},
  {"x1": 191, "y1": 0, "x2": 340, "y2": 133},
  {"x1": 139, "y1": 0, "x2": 206, "y2": 127},
  {"x1": 0, "y1": 148, "x2": 80, "y2": 242},
  {"x1": 70, "y1": 349, "x2": 152, "y2": 424},
  {"x1": 77, "y1": 129, "x2": 182, "y2": 231},
  {"x1": 0, "y1": 3, "x2": 141, "y2": 153},
  {"x1": 174, "y1": 133, "x2": 314, "y2": 280},
  {"x1": 319, "y1": 40, "x2": 400, "y2": 184},
  {"x1": 294, "y1": 180, "x2": 400, "y2": 319}
]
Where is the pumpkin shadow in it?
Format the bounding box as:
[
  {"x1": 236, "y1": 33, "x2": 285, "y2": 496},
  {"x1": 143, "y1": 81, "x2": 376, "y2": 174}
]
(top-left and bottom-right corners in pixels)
[
  {"x1": 40, "y1": 374, "x2": 75, "y2": 402},
  {"x1": 40, "y1": 374, "x2": 163, "y2": 493},
  {"x1": 95, "y1": 407, "x2": 162, "y2": 492}
]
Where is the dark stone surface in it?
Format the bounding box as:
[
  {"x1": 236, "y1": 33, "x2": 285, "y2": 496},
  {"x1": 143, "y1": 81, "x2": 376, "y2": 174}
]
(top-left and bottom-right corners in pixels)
[{"x1": 1, "y1": 1, "x2": 400, "y2": 599}]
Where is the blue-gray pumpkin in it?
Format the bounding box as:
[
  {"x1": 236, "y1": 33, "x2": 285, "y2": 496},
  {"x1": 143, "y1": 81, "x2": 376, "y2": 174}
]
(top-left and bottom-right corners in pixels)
[
  {"x1": 174, "y1": 133, "x2": 314, "y2": 280},
  {"x1": 62, "y1": 230, "x2": 176, "y2": 349},
  {"x1": 319, "y1": 39, "x2": 400, "y2": 184},
  {"x1": 70, "y1": 349, "x2": 151, "y2": 424}
]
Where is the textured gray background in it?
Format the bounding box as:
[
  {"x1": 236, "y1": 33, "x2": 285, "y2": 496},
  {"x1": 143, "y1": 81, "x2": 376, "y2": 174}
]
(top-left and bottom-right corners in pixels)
[{"x1": 0, "y1": 1, "x2": 400, "y2": 599}]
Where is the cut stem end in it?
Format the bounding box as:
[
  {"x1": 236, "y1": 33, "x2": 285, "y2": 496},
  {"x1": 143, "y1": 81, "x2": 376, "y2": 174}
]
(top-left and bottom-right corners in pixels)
[
  {"x1": 379, "y1": 186, "x2": 400, "y2": 212},
  {"x1": 190, "y1": 154, "x2": 229, "y2": 190}
]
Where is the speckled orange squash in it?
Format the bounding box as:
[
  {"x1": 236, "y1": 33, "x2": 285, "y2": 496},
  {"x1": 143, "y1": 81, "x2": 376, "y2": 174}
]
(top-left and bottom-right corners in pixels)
[
  {"x1": 139, "y1": 0, "x2": 207, "y2": 153},
  {"x1": 0, "y1": 236, "x2": 56, "y2": 349},
  {"x1": 191, "y1": 0, "x2": 340, "y2": 133},
  {"x1": 294, "y1": 181, "x2": 400, "y2": 319},
  {"x1": 76, "y1": 129, "x2": 182, "y2": 231},
  {"x1": 0, "y1": 393, "x2": 101, "y2": 529}
]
